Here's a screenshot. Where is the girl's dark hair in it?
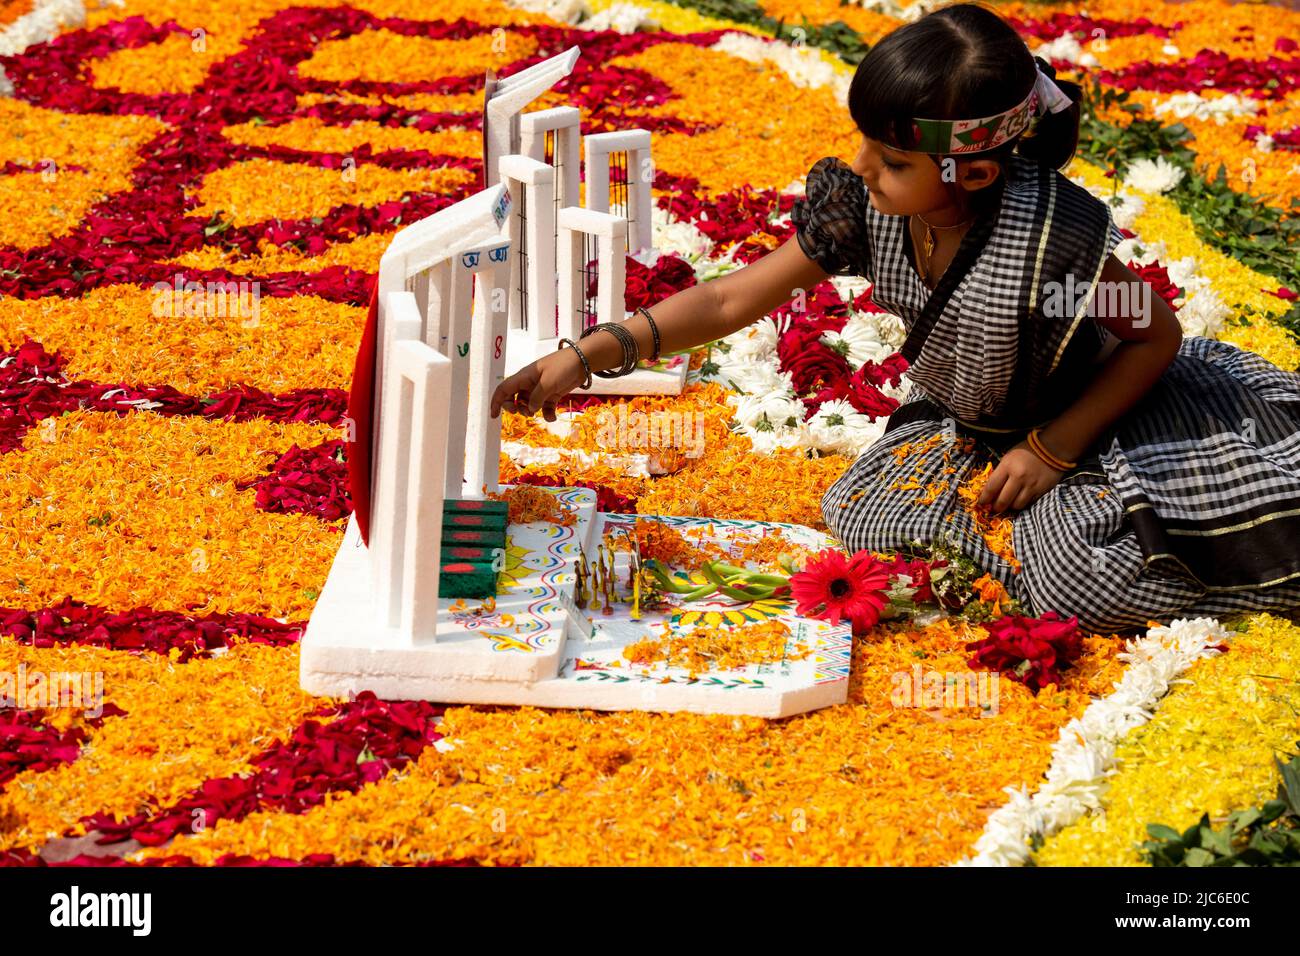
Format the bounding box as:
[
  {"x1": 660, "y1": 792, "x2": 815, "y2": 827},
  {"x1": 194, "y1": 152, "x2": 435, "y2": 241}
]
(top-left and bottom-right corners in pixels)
[{"x1": 846, "y1": 1, "x2": 1083, "y2": 217}]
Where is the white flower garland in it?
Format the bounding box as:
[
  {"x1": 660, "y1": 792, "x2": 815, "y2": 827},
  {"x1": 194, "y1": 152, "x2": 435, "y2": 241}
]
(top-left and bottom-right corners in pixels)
[
  {"x1": 1031, "y1": 34, "x2": 1099, "y2": 70},
  {"x1": 1, "y1": 0, "x2": 106, "y2": 95},
  {"x1": 501, "y1": 0, "x2": 590, "y2": 25},
  {"x1": 836, "y1": 0, "x2": 948, "y2": 23},
  {"x1": 1069, "y1": 176, "x2": 1232, "y2": 337},
  {"x1": 954, "y1": 616, "x2": 1231, "y2": 867},
  {"x1": 579, "y1": 1, "x2": 659, "y2": 34},
  {"x1": 708, "y1": 31, "x2": 851, "y2": 101},
  {"x1": 1150, "y1": 91, "x2": 1261, "y2": 125},
  {"x1": 0, "y1": 0, "x2": 85, "y2": 57}
]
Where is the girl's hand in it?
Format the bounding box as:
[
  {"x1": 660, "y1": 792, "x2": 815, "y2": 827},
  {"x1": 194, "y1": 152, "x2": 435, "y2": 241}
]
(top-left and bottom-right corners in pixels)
[
  {"x1": 975, "y1": 439, "x2": 1066, "y2": 515},
  {"x1": 489, "y1": 348, "x2": 588, "y2": 423}
]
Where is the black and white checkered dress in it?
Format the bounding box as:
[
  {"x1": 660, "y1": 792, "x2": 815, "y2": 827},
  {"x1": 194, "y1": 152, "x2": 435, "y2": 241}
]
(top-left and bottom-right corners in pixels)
[{"x1": 793, "y1": 154, "x2": 1300, "y2": 635}]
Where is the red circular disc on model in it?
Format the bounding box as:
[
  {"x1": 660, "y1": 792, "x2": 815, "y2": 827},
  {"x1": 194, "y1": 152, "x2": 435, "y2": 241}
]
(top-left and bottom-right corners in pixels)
[{"x1": 345, "y1": 283, "x2": 380, "y2": 546}]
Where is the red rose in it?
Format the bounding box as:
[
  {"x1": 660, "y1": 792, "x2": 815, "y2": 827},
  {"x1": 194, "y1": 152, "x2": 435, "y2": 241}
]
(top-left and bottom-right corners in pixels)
[
  {"x1": 965, "y1": 610, "x2": 1084, "y2": 694},
  {"x1": 1130, "y1": 260, "x2": 1182, "y2": 312}
]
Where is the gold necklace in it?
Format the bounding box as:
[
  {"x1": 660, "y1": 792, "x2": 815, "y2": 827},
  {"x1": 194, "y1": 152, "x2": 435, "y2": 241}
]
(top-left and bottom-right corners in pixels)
[{"x1": 911, "y1": 211, "x2": 975, "y2": 283}]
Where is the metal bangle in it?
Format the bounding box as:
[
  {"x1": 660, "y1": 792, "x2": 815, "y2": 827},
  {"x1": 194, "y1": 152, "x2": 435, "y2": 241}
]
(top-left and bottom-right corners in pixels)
[
  {"x1": 580, "y1": 322, "x2": 640, "y2": 377},
  {"x1": 557, "y1": 337, "x2": 593, "y2": 390},
  {"x1": 607, "y1": 322, "x2": 641, "y2": 376},
  {"x1": 636, "y1": 306, "x2": 662, "y2": 363},
  {"x1": 594, "y1": 323, "x2": 638, "y2": 377}
]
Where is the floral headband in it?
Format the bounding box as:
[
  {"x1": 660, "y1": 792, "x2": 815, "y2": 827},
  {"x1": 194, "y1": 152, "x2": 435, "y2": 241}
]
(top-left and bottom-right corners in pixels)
[{"x1": 907, "y1": 58, "x2": 1073, "y2": 155}]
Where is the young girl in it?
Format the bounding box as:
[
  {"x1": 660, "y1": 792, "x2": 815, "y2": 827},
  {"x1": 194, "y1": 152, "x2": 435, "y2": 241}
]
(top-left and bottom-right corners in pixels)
[{"x1": 491, "y1": 2, "x2": 1300, "y2": 636}]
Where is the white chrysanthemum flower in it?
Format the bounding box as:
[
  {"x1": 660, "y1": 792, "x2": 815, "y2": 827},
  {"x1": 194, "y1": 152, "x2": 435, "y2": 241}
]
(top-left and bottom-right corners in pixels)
[
  {"x1": 501, "y1": 442, "x2": 655, "y2": 478},
  {"x1": 820, "y1": 319, "x2": 895, "y2": 369},
  {"x1": 707, "y1": 31, "x2": 848, "y2": 99},
  {"x1": 1121, "y1": 156, "x2": 1185, "y2": 195},
  {"x1": 728, "y1": 391, "x2": 803, "y2": 430},
  {"x1": 1106, "y1": 192, "x2": 1146, "y2": 231},
  {"x1": 830, "y1": 274, "x2": 873, "y2": 305},
  {"x1": 872, "y1": 311, "x2": 907, "y2": 348},
  {"x1": 843, "y1": 415, "x2": 889, "y2": 457},
  {"x1": 782, "y1": 175, "x2": 807, "y2": 197},
  {"x1": 1176, "y1": 289, "x2": 1230, "y2": 338},
  {"x1": 1162, "y1": 256, "x2": 1204, "y2": 297},
  {"x1": 690, "y1": 240, "x2": 745, "y2": 282},
  {"x1": 1033, "y1": 35, "x2": 1098, "y2": 69},
  {"x1": 1079, "y1": 705, "x2": 1149, "y2": 745},
  {"x1": 715, "y1": 355, "x2": 794, "y2": 397},
  {"x1": 841, "y1": 310, "x2": 895, "y2": 347},
  {"x1": 1161, "y1": 43, "x2": 1180, "y2": 57},
  {"x1": 502, "y1": 0, "x2": 588, "y2": 25},
  {"x1": 1114, "y1": 237, "x2": 1168, "y2": 268},
  {"x1": 1254, "y1": 133, "x2": 1274, "y2": 152},
  {"x1": 651, "y1": 205, "x2": 714, "y2": 261},
  {"x1": 1071, "y1": 177, "x2": 1146, "y2": 232},
  {"x1": 579, "y1": 1, "x2": 658, "y2": 33},
  {"x1": 807, "y1": 398, "x2": 874, "y2": 456},
  {"x1": 963, "y1": 785, "x2": 1042, "y2": 866},
  {"x1": 742, "y1": 419, "x2": 812, "y2": 455},
  {"x1": 839, "y1": 0, "x2": 961, "y2": 24},
  {"x1": 1035, "y1": 791, "x2": 1105, "y2": 833},
  {"x1": 1, "y1": 0, "x2": 87, "y2": 57},
  {"x1": 880, "y1": 376, "x2": 913, "y2": 404},
  {"x1": 1152, "y1": 91, "x2": 1260, "y2": 124},
  {"x1": 720, "y1": 318, "x2": 780, "y2": 361},
  {"x1": 1043, "y1": 736, "x2": 1112, "y2": 790}
]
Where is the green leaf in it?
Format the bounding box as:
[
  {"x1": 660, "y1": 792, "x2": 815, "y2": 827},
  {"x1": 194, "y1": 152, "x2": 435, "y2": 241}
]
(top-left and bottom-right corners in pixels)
[
  {"x1": 1275, "y1": 751, "x2": 1300, "y2": 817},
  {"x1": 1260, "y1": 799, "x2": 1289, "y2": 824},
  {"x1": 1145, "y1": 823, "x2": 1183, "y2": 843},
  {"x1": 1228, "y1": 806, "x2": 1262, "y2": 832},
  {"x1": 1200, "y1": 824, "x2": 1234, "y2": 857}
]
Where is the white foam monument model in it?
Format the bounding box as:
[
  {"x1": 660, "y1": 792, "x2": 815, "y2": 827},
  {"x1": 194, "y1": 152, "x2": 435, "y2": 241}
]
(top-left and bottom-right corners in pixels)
[
  {"x1": 484, "y1": 47, "x2": 688, "y2": 396},
  {"x1": 299, "y1": 48, "x2": 851, "y2": 718}
]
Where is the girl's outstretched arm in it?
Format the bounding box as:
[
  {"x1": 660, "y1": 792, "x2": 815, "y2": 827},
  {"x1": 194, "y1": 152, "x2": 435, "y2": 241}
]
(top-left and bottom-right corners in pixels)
[
  {"x1": 490, "y1": 235, "x2": 831, "y2": 420},
  {"x1": 977, "y1": 253, "x2": 1184, "y2": 514}
]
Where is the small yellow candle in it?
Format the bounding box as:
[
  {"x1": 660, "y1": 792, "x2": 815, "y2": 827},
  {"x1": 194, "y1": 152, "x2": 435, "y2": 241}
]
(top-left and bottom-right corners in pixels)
[{"x1": 631, "y1": 562, "x2": 641, "y2": 620}]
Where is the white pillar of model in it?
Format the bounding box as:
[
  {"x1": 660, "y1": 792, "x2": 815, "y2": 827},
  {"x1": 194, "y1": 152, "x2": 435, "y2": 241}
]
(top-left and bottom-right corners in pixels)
[
  {"x1": 391, "y1": 336, "x2": 451, "y2": 642},
  {"x1": 462, "y1": 239, "x2": 512, "y2": 498},
  {"x1": 370, "y1": 291, "x2": 450, "y2": 637},
  {"x1": 369, "y1": 184, "x2": 512, "y2": 619},
  {"x1": 582, "y1": 129, "x2": 653, "y2": 254},
  {"x1": 482, "y1": 47, "x2": 581, "y2": 191},
  {"x1": 520, "y1": 106, "x2": 582, "y2": 213},
  {"x1": 498, "y1": 154, "x2": 556, "y2": 341},
  {"x1": 556, "y1": 206, "x2": 628, "y2": 342}
]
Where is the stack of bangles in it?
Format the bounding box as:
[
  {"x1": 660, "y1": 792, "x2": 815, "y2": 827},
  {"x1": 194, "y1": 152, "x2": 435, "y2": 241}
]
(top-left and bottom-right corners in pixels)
[
  {"x1": 557, "y1": 306, "x2": 661, "y2": 389},
  {"x1": 1027, "y1": 427, "x2": 1077, "y2": 472}
]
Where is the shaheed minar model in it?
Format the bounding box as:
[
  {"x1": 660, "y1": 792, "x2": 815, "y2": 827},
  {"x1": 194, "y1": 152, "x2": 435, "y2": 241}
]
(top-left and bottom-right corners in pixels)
[{"x1": 299, "y1": 47, "x2": 855, "y2": 718}]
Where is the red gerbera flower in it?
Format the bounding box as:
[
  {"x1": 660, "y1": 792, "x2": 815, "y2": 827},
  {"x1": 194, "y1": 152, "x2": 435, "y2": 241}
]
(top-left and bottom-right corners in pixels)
[{"x1": 790, "y1": 548, "x2": 891, "y2": 634}]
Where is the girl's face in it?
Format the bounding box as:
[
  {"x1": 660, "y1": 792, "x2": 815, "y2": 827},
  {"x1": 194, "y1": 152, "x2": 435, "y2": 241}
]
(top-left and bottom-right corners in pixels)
[{"x1": 849, "y1": 134, "x2": 999, "y2": 220}]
